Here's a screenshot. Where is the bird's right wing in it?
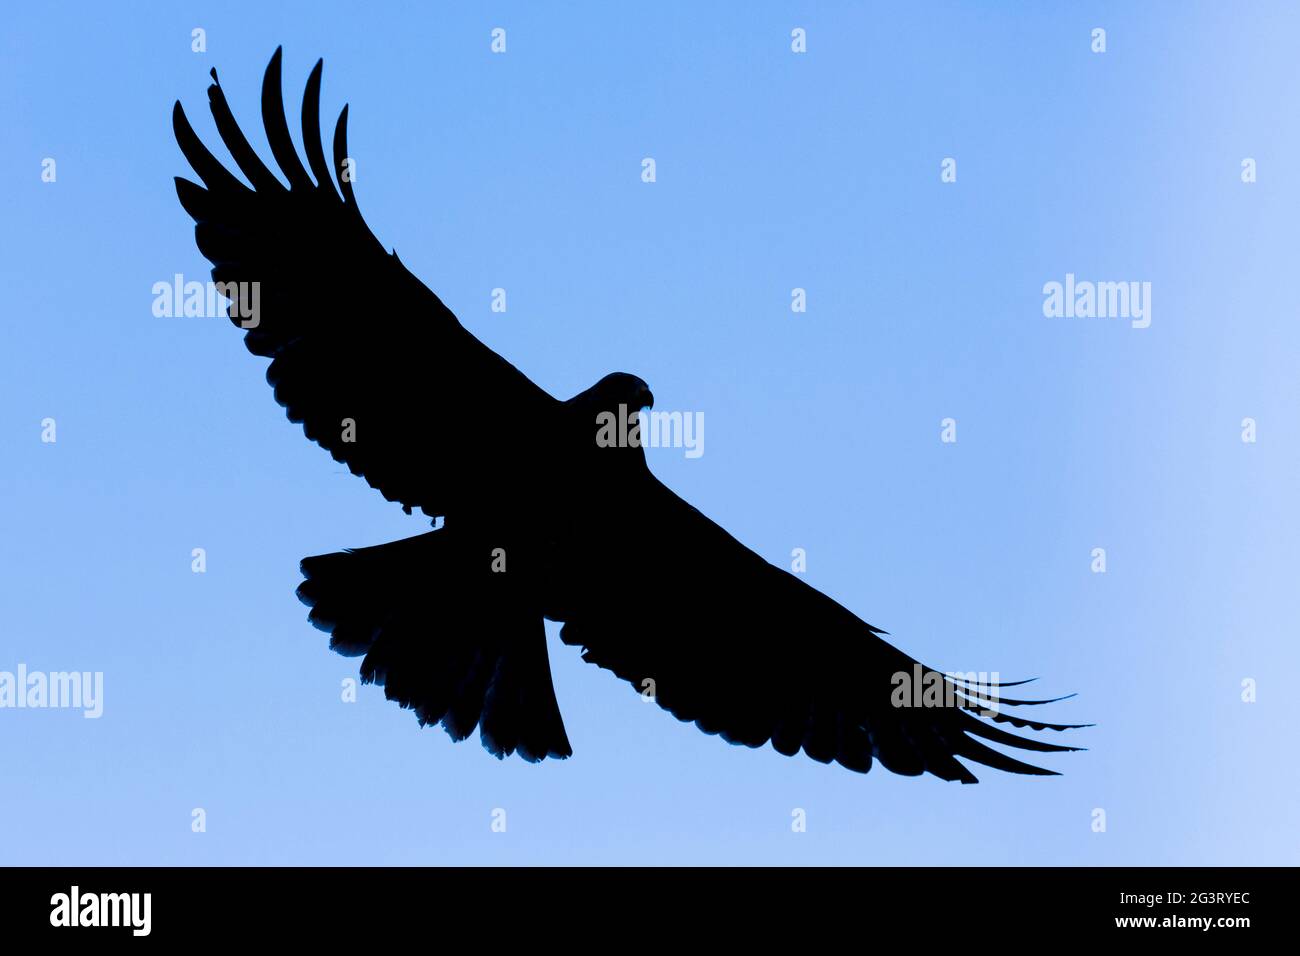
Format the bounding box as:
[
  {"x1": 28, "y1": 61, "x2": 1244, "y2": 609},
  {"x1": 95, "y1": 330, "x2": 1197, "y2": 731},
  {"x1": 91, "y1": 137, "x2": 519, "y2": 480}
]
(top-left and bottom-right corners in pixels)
[
  {"x1": 562, "y1": 475, "x2": 1088, "y2": 783},
  {"x1": 173, "y1": 49, "x2": 558, "y2": 515}
]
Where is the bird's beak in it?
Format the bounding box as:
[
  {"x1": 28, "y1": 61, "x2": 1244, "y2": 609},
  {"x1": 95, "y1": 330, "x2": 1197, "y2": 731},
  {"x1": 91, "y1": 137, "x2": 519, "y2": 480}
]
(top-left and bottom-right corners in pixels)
[{"x1": 638, "y1": 388, "x2": 655, "y2": 410}]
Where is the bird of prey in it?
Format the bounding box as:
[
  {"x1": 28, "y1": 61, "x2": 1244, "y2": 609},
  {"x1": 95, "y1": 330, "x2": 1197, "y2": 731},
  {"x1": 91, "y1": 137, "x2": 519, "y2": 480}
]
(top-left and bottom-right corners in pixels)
[{"x1": 172, "y1": 49, "x2": 1086, "y2": 783}]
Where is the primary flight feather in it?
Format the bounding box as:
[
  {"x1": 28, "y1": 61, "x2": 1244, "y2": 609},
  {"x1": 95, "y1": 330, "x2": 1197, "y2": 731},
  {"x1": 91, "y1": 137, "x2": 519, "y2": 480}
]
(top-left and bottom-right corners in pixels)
[{"x1": 172, "y1": 49, "x2": 1087, "y2": 782}]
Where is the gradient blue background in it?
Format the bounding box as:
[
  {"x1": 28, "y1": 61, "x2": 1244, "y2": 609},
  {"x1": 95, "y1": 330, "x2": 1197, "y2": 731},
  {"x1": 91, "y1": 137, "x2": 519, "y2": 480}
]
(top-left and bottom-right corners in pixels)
[{"x1": 2, "y1": 1, "x2": 1297, "y2": 865}]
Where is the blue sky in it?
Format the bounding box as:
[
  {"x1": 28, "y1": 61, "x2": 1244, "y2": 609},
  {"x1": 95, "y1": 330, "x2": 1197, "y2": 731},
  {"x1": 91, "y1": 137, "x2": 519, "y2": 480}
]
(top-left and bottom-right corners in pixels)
[{"x1": 2, "y1": 1, "x2": 1297, "y2": 865}]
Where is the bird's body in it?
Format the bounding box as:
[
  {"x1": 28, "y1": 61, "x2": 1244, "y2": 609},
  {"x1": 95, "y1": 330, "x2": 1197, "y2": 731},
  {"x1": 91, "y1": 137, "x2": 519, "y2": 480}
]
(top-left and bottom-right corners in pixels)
[{"x1": 173, "y1": 49, "x2": 1087, "y2": 783}]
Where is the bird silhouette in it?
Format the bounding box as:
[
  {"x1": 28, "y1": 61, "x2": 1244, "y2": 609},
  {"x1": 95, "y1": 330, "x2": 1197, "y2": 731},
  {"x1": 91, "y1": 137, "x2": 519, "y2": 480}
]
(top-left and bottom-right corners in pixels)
[{"x1": 172, "y1": 49, "x2": 1087, "y2": 782}]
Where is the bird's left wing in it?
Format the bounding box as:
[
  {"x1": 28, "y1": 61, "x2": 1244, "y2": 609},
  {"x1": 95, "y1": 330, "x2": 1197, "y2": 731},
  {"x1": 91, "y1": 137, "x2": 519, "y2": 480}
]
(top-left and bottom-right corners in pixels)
[
  {"x1": 562, "y1": 475, "x2": 1087, "y2": 783},
  {"x1": 172, "y1": 49, "x2": 558, "y2": 515}
]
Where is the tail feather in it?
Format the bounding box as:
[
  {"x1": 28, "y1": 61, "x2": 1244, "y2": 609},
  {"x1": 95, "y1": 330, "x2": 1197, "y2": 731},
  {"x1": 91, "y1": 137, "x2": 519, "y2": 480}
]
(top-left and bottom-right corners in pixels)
[{"x1": 296, "y1": 528, "x2": 572, "y2": 761}]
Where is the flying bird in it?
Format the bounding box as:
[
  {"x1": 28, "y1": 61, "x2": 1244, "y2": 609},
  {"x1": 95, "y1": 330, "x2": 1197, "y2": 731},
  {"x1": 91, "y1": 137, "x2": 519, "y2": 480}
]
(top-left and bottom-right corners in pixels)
[{"x1": 172, "y1": 49, "x2": 1087, "y2": 783}]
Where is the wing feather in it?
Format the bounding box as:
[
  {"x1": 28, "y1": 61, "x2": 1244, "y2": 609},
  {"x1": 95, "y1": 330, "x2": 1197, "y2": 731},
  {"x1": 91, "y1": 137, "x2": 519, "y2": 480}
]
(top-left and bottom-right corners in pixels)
[
  {"x1": 561, "y1": 475, "x2": 1086, "y2": 783},
  {"x1": 173, "y1": 50, "x2": 559, "y2": 514}
]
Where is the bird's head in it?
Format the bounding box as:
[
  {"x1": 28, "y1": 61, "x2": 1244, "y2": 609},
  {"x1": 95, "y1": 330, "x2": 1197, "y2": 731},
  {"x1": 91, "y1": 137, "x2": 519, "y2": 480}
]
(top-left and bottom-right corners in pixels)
[
  {"x1": 568, "y1": 372, "x2": 655, "y2": 453},
  {"x1": 569, "y1": 372, "x2": 654, "y2": 415},
  {"x1": 590, "y1": 372, "x2": 654, "y2": 413}
]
